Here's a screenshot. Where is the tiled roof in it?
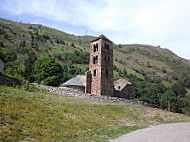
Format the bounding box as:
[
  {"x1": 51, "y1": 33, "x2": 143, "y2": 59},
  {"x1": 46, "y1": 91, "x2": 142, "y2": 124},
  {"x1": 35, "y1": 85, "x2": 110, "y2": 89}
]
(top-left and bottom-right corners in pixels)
[
  {"x1": 90, "y1": 34, "x2": 113, "y2": 43},
  {"x1": 61, "y1": 75, "x2": 86, "y2": 87},
  {"x1": 114, "y1": 79, "x2": 132, "y2": 91}
]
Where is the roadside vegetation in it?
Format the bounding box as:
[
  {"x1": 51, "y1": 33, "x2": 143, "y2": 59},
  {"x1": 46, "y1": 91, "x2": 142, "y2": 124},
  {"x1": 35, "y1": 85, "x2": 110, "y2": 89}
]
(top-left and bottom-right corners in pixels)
[{"x1": 0, "y1": 86, "x2": 189, "y2": 142}]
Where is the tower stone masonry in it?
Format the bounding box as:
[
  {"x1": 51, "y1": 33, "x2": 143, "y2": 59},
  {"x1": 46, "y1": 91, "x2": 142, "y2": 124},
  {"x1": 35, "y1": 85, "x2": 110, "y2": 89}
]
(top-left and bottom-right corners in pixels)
[{"x1": 86, "y1": 34, "x2": 114, "y2": 96}]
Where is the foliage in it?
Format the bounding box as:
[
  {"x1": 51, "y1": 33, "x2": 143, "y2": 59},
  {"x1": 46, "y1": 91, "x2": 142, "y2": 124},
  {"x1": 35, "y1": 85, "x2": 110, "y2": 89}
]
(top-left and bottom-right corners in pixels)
[
  {"x1": 0, "y1": 41, "x2": 4, "y2": 47},
  {"x1": 147, "y1": 61, "x2": 151, "y2": 68},
  {"x1": 63, "y1": 50, "x2": 89, "y2": 64},
  {"x1": 5, "y1": 62, "x2": 25, "y2": 80},
  {"x1": 1, "y1": 50, "x2": 17, "y2": 62},
  {"x1": 130, "y1": 75, "x2": 188, "y2": 113},
  {"x1": 162, "y1": 67, "x2": 167, "y2": 73},
  {"x1": 62, "y1": 61, "x2": 84, "y2": 82},
  {"x1": 4, "y1": 50, "x2": 36, "y2": 81},
  {"x1": 33, "y1": 57, "x2": 63, "y2": 86},
  {"x1": 0, "y1": 86, "x2": 189, "y2": 142},
  {"x1": 172, "y1": 84, "x2": 187, "y2": 97},
  {"x1": 113, "y1": 66, "x2": 190, "y2": 114},
  {"x1": 23, "y1": 83, "x2": 37, "y2": 92}
]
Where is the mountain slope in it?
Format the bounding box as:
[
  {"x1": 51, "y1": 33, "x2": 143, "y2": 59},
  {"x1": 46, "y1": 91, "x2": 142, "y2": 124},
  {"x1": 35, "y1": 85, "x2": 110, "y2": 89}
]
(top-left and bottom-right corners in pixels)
[
  {"x1": 0, "y1": 18, "x2": 190, "y2": 87},
  {"x1": 113, "y1": 44, "x2": 190, "y2": 86}
]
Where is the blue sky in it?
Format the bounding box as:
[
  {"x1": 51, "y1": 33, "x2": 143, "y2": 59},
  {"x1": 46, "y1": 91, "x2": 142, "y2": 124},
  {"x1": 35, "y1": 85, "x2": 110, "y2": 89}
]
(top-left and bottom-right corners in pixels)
[{"x1": 0, "y1": 0, "x2": 190, "y2": 59}]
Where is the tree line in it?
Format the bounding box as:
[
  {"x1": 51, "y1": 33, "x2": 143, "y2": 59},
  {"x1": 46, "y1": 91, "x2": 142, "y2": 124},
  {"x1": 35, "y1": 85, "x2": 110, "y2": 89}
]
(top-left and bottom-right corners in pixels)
[{"x1": 114, "y1": 66, "x2": 190, "y2": 115}]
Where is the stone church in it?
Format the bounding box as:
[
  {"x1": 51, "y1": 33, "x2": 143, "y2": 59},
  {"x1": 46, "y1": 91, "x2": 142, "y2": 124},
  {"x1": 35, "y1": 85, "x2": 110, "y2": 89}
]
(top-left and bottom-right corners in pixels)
[{"x1": 61, "y1": 34, "x2": 133, "y2": 99}]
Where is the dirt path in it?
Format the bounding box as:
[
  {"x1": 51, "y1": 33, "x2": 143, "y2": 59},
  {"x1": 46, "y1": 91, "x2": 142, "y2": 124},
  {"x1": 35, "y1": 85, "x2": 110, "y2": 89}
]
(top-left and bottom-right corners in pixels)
[{"x1": 111, "y1": 122, "x2": 190, "y2": 142}]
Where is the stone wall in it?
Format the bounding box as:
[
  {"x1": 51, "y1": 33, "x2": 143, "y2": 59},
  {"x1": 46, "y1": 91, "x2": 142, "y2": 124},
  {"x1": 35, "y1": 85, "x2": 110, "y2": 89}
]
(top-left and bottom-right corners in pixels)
[
  {"x1": 86, "y1": 71, "x2": 92, "y2": 93},
  {"x1": 0, "y1": 73, "x2": 21, "y2": 86},
  {"x1": 114, "y1": 85, "x2": 133, "y2": 99},
  {"x1": 35, "y1": 84, "x2": 157, "y2": 108}
]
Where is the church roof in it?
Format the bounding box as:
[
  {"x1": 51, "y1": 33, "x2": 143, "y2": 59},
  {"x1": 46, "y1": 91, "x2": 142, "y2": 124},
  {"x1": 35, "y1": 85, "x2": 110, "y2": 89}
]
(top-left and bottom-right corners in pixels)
[
  {"x1": 114, "y1": 79, "x2": 132, "y2": 91},
  {"x1": 61, "y1": 75, "x2": 86, "y2": 87},
  {"x1": 90, "y1": 34, "x2": 113, "y2": 43}
]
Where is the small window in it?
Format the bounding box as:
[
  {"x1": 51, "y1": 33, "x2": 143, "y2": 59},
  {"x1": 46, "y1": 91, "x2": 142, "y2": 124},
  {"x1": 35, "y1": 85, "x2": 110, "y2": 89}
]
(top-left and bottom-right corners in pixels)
[
  {"x1": 94, "y1": 69, "x2": 96, "y2": 76},
  {"x1": 105, "y1": 43, "x2": 109, "y2": 50},
  {"x1": 93, "y1": 43, "x2": 98, "y2": 52},
  {"x1": 104, "y1": 56, "x2": 107, "y2": 62},
  {"x1": 118, "y1": 86, "x2": 121, "y2": 89},
  {"x1": 93, "y1": 56, "x2": 98, "y2": 64},
  {"x1": 106, "y1": 69, "x2": 108, "y2": 77}
]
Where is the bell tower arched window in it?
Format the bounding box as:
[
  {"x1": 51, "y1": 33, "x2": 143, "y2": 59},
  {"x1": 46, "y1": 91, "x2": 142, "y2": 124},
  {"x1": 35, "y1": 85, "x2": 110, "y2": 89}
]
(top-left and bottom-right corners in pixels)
[
  {"x1": 93, "y1": 43, "x2": 98, "y2": 52},
  {"x1": 105, "y1": 43, "x2": 109, "y2": 51},
  {"x1": 93, "y1": 56, "x2": 98, "y2": 64}
]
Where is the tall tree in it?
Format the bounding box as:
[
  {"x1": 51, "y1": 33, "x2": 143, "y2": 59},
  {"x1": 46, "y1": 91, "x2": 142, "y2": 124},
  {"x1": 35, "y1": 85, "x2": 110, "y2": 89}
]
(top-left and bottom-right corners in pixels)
[{"x1": 33, "y1": 57, "x2": 63, "y2": 86}]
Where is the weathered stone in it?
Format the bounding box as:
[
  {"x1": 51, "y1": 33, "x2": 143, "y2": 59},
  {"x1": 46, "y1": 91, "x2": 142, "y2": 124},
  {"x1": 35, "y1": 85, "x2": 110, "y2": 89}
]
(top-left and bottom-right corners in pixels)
[
  {"x1": 86, "y1": 34, "x2": 114, "y2": 96},
  {"x1": 35, "y1": 84, "x2": 157, "y2": 108}
]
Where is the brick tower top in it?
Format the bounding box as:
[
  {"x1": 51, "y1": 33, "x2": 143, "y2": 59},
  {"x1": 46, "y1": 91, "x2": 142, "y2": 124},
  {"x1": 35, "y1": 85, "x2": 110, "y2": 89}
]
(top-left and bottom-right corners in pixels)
[{"x1": 90, "y1": 34, "x2": 113, "y2": 43}]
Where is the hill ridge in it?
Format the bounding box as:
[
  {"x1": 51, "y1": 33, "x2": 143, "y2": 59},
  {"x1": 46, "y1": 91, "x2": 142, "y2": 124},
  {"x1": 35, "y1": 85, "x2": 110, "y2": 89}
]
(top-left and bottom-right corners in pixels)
[{"x1": 0, "y1": 17, "x2": 190, "y2": 86}]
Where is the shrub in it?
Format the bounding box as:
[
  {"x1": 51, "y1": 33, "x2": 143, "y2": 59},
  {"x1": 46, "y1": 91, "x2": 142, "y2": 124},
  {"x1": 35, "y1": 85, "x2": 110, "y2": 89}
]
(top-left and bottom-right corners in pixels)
[{"x1": 33, "y1": 57, "x2": 63, "y2": 86}]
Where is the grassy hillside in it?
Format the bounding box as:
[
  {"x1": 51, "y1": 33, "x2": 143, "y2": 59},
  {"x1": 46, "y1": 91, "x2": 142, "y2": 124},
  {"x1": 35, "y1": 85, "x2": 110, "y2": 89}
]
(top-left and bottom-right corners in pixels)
[
  {"x1": 0, "y1": 18, "x2": 190, "y2": 86},
  {"x1": 0, "y1": 86, "x2": 189, "y2": 142},
  {"x1": 113, "y1": 44, "x2": 190, "y2": 86},
  {"x1": 1, "y1": 18, "x2": 190, "y2": 113}
]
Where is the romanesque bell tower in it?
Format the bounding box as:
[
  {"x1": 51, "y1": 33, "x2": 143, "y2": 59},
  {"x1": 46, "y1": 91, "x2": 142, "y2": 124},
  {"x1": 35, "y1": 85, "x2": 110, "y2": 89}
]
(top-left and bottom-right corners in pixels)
[{"x1": 86, "y1": 34, "x2": 113, "y2": 96}]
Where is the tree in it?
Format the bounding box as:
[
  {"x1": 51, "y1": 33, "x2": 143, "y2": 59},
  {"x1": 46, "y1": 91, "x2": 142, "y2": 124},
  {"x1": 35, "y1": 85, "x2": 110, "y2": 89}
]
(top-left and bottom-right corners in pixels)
[
  {"x1": 162, "y1": 67, "x2": 167, "y2": 73},
  {"x1": 147, "y1": 61, "x2": 151, "y2": 68},
  {"x1": 160, "y1": 90, "x2": 175, "y2": 111},
  {"x1": 122, "y1": 68, "x2": 127, "y2": 77},
  {"x1": 71, "y1": 43, "x2": 75, "y2": 48},
  {"x1": 4, "y1": 50, "x2": 17, "y2": 61},
  {"x1": 5, "y1": 62, "x2": 25, "y2": 80},
  {"x1": 172, "y1": 84, "x2": 187, "y2": 97},
  {"x1": 0, "y1": 41, "x2": 4, "y2": 47},
  {"x1": 33, "y1": 57, "x2": 63, "y2": 86}
]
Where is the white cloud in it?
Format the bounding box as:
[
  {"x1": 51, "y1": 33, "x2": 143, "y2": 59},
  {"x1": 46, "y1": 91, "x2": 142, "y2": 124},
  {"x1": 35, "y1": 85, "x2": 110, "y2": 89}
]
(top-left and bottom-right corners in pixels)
[{"x1": 1, "y1": 0, "x2": 190, "y2": 59}]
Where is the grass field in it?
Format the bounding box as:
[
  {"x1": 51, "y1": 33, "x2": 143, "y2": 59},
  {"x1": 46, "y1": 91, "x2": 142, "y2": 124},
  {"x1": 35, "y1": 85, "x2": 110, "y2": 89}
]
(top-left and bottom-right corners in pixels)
[{"x1": 0, "y1": 86, "x2": 190, "y2": 142}]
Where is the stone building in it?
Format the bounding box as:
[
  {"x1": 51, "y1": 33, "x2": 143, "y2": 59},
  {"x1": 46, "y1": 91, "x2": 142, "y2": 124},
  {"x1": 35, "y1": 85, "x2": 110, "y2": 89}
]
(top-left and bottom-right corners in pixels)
[
  {"x1": 0, "y1": 55, "x2": 5, "y2": 73},
  {"x1": 61, "y1": 34, "x2": 133, "y2": 99},
  {"x1": 114, "y1": 79, "x2": 133, "y2": 99},
  {"x1": 86, "y1": 34, "x2": 114, "y2": 96},
  {"x1": 61, "y1": 75, "x2": 86, "y2": 92}
]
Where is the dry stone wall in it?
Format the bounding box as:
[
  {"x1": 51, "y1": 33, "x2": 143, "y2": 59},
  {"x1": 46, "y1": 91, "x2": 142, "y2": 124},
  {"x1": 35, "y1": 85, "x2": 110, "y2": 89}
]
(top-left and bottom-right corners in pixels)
[
  {"x1": 35, "y1": 84, "x2": 157, "y2": 108},
  {"x1": 0, "y1": 74, "x2": 21, "y2": 86}
]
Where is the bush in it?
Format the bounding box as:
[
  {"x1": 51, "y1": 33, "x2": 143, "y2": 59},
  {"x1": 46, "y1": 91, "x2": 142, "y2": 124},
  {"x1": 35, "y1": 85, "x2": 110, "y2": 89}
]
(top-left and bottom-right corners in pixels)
[
  {"x1": 33, "y1": 57, "x2": 63, "y2": 86},
  {"x1": 0, "y1": 41, "x2": 4, "y2": 47},
  {"x1": 172, "y1": 84, "x2": 187, "y2": 97},
  {"x1": 23, "y1": 83, "x2": 37, "y2": 92},
  {"x1": 63, "y1": 51, "x2": 89, "y2": 64}
]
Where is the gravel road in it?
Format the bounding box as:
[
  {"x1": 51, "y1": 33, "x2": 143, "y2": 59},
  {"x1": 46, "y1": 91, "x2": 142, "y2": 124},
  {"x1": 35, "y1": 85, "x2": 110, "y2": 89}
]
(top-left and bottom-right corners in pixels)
[{"x1": 110, "y1": 122, "x2": 190, "y2": 142}]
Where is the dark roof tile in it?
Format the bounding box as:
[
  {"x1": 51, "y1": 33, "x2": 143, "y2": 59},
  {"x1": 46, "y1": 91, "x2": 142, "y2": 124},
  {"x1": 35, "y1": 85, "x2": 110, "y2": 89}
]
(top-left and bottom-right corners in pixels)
[{"x1": 91, "y1": 34, "x2": 113, "y2": 43}]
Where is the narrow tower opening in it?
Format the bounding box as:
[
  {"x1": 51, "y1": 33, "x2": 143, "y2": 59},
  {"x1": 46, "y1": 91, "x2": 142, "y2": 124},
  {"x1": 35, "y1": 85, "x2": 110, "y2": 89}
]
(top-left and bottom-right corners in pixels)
[
  {"x1": 93, "y1": 56, "x2": 98, "y2": 64},
  {"x1": 93, "y1": 43, "x2": 98, "y2": 52},
  {"x1": 94, "y1": 69, "x2": 97, "y2": 76}
]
